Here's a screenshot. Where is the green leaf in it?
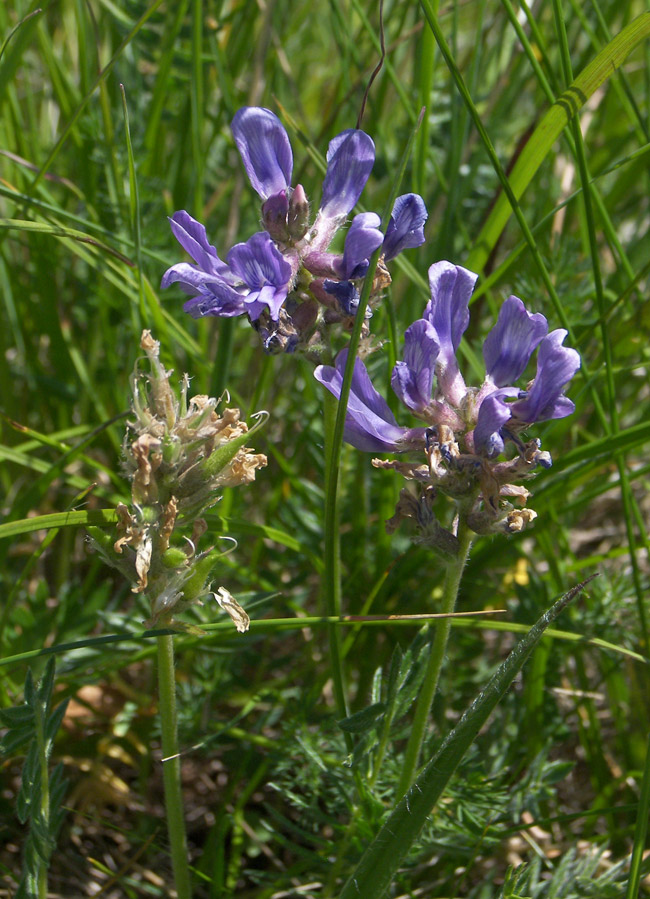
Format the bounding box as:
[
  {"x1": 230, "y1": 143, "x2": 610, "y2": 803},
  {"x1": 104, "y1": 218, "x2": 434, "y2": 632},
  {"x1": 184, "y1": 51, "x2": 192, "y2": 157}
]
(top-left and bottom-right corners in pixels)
[
  {"x1": 0, "y1": 704, "x2": 34, "y2": 727},
  {"x1": 16, "y1": 743, "x2": 39, "y2": 824},
  {"x1": 339, "y1": 579, "x2": 593, "y2": 899},
  {"x1": 0, "y1": 726, "x2": 35, "y2": 756},
  {"x1": 24, "y1": 669, "x2": 35, "y2": 706},
  {"x1": 37, "y1": 658, "x2": 56, "y2": 710},
  {"x1": 0, "y1": 508, "x2": 118, "y2": 541},
  {"x1": 45, "y1": 700, "x2": 69, "y2": 746},
  {"x1": 385, "y1": 645, "x2": 403, "y2": 708},
  {"x1": 338, "y1": 702, "x2": 386, "y2": 734},
  {"x1": 464, "y1": 12, "x2": 650, "y2": 272}
]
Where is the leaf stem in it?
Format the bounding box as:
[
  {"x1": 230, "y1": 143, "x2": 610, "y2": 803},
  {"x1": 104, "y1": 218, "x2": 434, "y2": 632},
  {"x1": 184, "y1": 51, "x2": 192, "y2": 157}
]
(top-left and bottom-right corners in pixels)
[
  {"x1": 157, "y1": 634, "x2": 192, "y2": 899},
  {"x1": 396, "y1": 519, "x2": 473, "y2": 798}
]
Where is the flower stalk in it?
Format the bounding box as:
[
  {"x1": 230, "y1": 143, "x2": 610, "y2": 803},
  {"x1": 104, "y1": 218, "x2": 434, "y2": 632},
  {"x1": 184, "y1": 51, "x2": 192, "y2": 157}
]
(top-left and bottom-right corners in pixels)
[
  {"x1": 157, "y1": 633, "x2": 192, "y2": 899},
  {"x1": 35, "y1": 698, "x2": 50, "y2": 899},
  {"x1": 322, "y1": 388, "x2": 350, "y2": 731},
  {"x1": 396, "y1": 519, "x2": 473, "y2": 798}
]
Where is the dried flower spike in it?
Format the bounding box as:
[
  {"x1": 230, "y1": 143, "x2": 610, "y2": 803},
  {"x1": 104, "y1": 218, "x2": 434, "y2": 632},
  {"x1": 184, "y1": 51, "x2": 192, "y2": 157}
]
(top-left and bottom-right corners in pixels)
[{"x1": 89, "y1": 331, "x2": 267, "y2": 627}]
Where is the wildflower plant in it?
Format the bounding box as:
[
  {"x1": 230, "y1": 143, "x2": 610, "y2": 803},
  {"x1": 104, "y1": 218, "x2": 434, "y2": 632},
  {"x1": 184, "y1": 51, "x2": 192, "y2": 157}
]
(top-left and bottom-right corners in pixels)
[
  {"x1": 162, "y1": 107, "x2": 427, "y2": 356},
  {"x1": 88, "y1": 330, "x2": 267, "y2": 899},
  {"x1": 315, "y1": 259, "x2": 580, "y2": 795}
]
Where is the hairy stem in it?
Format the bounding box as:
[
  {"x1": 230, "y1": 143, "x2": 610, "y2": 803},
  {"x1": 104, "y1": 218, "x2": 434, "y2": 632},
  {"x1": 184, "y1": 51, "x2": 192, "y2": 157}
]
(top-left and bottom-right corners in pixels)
[
  {"x1": 157, "y1": 634, "x2": 192, "y2": 899},
  {"x1": 396, "y1": 520, "x2": 473, "y2": 798}
]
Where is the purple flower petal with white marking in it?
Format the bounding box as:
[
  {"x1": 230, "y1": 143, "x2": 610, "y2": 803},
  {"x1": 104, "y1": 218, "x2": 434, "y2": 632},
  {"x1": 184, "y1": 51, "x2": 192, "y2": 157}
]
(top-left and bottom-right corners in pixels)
[
  {"x1": 227, "y1": 231, "x2": 293, "y2": 321},
  {"x1": 382, "y1": 194, "x2": 428, "y2": 261},
  {"x1": 319, "y1": 130, "x2": 375, "y2": 220},
  {"x1": 337, "y1": 212, "x2": 383, "y2": 280},
  {"x1": 511, "y1": 329, "x2": 580, "y2": 423},
  {"x1": 391, "y1": 319, "x2": 440, "y2": 413},
  {"x1": 315, "y1": 350, "x2": 415, "y2": 453},
  {"x1": 232, "y1": 107, "x2": 293, "y2": 201},
  {"x1": 424, "y1": 261, "x2": 477, "y2": 405},
  {"x1": 483, "y1": 295, "x2": 548, "y2": 387},
  {"x1": 473, "y1": 389, "x2": 518, "y2": 458}
]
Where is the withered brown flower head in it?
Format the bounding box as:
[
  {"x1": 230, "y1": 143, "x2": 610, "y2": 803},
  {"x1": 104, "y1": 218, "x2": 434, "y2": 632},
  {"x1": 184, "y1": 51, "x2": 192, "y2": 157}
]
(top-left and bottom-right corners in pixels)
[{"x1": 89, "y1": 331, "x2": 267, "y2": 628}]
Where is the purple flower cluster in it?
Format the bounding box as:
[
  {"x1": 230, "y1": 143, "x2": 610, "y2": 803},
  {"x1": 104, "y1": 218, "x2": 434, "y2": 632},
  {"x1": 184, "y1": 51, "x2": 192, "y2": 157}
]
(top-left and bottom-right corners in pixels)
[
  {"x1": 162, "y1": 107, "x2": 427, "y2": 354},
  {"x1": 315, "y1": 261, "x2": 580, "y2": 541}
]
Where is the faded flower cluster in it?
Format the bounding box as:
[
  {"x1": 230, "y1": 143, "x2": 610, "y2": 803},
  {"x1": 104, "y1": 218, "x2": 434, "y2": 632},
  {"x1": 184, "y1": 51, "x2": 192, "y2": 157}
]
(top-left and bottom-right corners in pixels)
[
  {"x1": 88, "y1": 331, "x2": 266, "y2": 629},
  {"x1": 162, "y1": 107, "x2": 427, "y2": 355},
  {"x1": 315, "y1": 262, "x2": 580, "y2": 554}
]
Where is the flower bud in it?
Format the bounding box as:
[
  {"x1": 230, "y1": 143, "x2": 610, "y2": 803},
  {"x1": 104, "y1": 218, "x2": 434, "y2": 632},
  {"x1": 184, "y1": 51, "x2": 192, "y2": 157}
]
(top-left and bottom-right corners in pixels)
[
  {"x1": 262, "y1": 190, "x2": 290, "y2": 242},
  {"x1": 287, "y1": 184, "x2": 310, "y2": 240}
]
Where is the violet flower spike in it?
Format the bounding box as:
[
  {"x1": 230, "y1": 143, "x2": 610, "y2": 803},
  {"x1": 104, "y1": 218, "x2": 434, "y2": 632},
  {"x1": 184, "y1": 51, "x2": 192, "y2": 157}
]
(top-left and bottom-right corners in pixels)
[
  {"x1": 383, "y1": 193, "x2": 428, "y2": 261},
  {"x1": 313, "y1": 258, "x2": 581, "y2": 541},
  {"x1": 231, "y1": 107, "x2": 293, "y2": 201}
]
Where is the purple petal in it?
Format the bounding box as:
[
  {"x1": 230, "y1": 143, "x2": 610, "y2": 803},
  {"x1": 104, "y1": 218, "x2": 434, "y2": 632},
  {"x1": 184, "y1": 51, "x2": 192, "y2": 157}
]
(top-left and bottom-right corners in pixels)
[
  {"x1": 161, "y1": 262, "x2": 212, "y2": 293},
  {"x1": 162, "y1": 259, "x2": 248, "y2": 318},
  {"x1": 227, "y1": 231, "x2": 292, "y2": 290},
  {"x1": 473, "y1": 389, "x2": 517, "y2": 458},
  {"x1": 424, "y1": 261, "x2": 477, "y2": 405},
  {"x1": 425, "y1": 261, "x2": 477, "y2": 357},
  {"x1": 319, "y1": 130, "x2": 375, "y2": 220},
  {"x1": 245, "y1": 282, "x2": 288, "y2": 321},
  {"x1": 261, "y1": 190, "x2": 290, "y2": 241},
  {"x1": 382, "y1": 194, "x2": 428, "y2": 261},
  {"x1": 322, "y1": 279, "x2": 360, "y2": 316},
  {"x1": 511, "y1": 330, "x2": 581, "y2": 423},
  {"x1": 391, "y1": 319, "x2": 440, "y2": 413},
  {"x1": 314, "y1": 350, "x2": 409, "y2": 452},
  {"x1": 338, "y1": 213, "x2": 383, "y2": 279},
  {"x1": 231, "y1": 107, "x2": 293, "y2": 200},
  {"x1": 227, "y1": 232, "x2": 292, "y2": 321},
  {"x1": 483, "y1": 295, "x2": 548, "y2": 387},
  {"x1": 183, "y1": 285, "x2": 248, "y2": 319},
  {"x1": 166, "y1": 211, "x2": 230, "y2": 277}
]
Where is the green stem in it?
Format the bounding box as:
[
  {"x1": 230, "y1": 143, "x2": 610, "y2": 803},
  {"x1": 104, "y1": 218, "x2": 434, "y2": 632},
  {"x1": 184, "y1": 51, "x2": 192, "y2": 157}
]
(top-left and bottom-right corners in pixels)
[
  {"x1": 322, "y1": 390, "x2": 351, "y2": 737},
  {"x1": 396, "y1": 520, "x2": 473, "y2": 798},
  {"x1": 35, "y1": 702, "x2": 49, "y2": 899},
  {"x1": 157, "y1": 634, "x2": 192, "y2": 899}
]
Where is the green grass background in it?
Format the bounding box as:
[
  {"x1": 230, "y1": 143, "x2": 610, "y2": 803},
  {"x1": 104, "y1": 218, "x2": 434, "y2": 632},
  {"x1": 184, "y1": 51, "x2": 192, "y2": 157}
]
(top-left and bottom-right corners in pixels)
[{"x1": 0, "y1": 0, "x2": 649, "y2": 896}]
